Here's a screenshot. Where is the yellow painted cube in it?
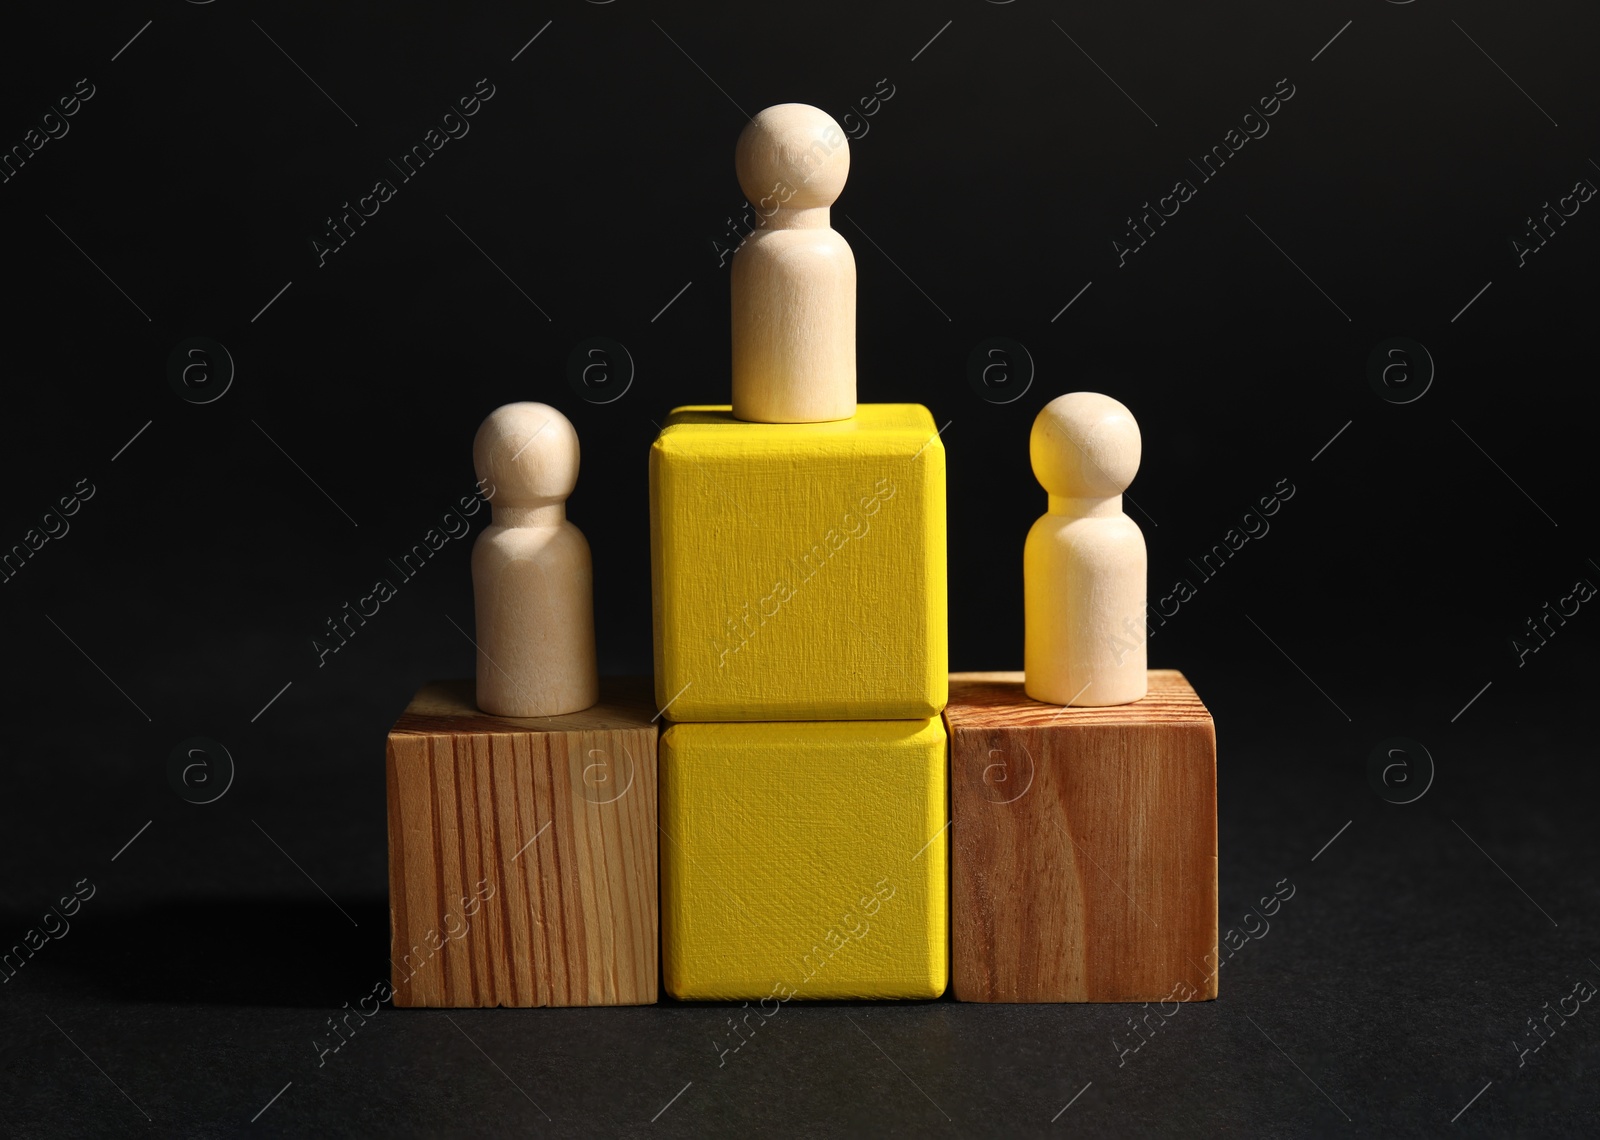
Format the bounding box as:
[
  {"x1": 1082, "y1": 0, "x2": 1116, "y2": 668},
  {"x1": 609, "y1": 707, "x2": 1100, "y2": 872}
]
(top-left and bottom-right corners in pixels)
[
  {"x1": 659, "y1": 718, "x2": 949, "y2": 1000},
  {"x1": 649, "y1": 404, "x2": 948, "y2": 722}
]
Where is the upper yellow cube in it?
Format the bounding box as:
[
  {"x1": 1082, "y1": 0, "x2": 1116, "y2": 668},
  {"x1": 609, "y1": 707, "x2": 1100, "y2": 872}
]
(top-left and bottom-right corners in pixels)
[{"x1": 649, "y1": 404, "x2": 948, "y2": 721}]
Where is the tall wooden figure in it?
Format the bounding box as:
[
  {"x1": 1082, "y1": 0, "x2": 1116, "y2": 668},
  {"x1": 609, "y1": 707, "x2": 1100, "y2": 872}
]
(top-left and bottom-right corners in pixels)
[
  {"x1": 471, "y1": 401, "x2": 598, "y2": 717},
  {"x1": 731, "y1": 103, "x2": 855, "y2": 423},
  {"x1": 1024, "y1": 392, "x2": 1147, "y2": 707}
]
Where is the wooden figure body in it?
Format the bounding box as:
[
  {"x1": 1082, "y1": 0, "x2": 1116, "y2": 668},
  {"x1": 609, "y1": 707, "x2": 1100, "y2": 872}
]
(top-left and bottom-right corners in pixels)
[
  {"x1": 1024, "y1": 392, "x2": 1147, "y2": 706},
  {"x1": 471, "y1": 402, "x2": 598, "y2": 717},
  {"x1": 731, "y1": 103, "x2": 856, "y2": 424}
]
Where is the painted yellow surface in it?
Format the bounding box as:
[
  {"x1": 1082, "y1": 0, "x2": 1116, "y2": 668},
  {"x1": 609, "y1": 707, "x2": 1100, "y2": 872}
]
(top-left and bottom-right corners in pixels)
[
  {"x1": 650, "y1": 404, "x2": 948, "y2": 721},
  {"x1": 660, "y1": 718, "x2": 949, "y2": 1001}
]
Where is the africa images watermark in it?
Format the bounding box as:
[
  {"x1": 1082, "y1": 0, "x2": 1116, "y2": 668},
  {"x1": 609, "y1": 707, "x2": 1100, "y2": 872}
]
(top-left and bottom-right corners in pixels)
[
  {"x1": 1, "y1": 478, "x2": 95, "y2": 586},
  {"x1": 1112, "y1": 476, "x2": 1297, "y2": 662},
  {"x1": 711, "y1": 877, "x2": 897, "y2": 1067},
  {"x1": 309, "y1": 78, "x2": 497, "y2": 268},
  {"x1": 708, "y1": 78, "x2": 894, "y2": 268},
  {"x1": 1509, "y1": 571, "x2": 1593, "y2": 668},
  {"x1": 312, "y1": 479, "x2": 494, "y2": 667},
  {"x1": 314, "y1": 878, "x2": 495, "y2": 1067},
  {"x1": 1, "y1": 877, "x2": 96, "y2": 984},
  {"x1": 1114, "y1": 876, "x2": 1296, "y2": 1067},
  {"x1": 1509, "y1": 963, "x2": 1598, "y2": 1070},
  {"x1": 1, "y1": 76, "x2": 96, "y2": 187},
  {"x1": 1510, "y1": 173, "x2": 1594, "y2": 269},
  {"x1": 712, "y1": 478, "x2": 896, "y2": 668},
  {"x1": 1451, "y1": 960, "x2": 1600, "y2": 1122},
  {"x1": 1113, "y1": 78, "x2": 1297, "y2": 268}
]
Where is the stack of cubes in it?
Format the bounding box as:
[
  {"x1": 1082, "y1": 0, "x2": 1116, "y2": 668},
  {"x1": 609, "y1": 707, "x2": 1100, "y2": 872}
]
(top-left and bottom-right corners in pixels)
[{"x1": 650, "y1": 404, "x2": 950, "y2": 999}]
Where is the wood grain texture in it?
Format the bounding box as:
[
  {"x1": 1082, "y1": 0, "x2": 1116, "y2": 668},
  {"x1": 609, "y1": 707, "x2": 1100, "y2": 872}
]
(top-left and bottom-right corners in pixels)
[
  {"x1": 945, "y1": 670, "x2": 1217, "y2": 1003},
  {"x1": 386, "y1": 678, "x2": 656, "y2": 1007},
  {"x1": 660, "y1": 718, "x2": 948, "y2": 1000},
  {"x1": 649, "y1": 404, "x2": 947, "y2": 722}
]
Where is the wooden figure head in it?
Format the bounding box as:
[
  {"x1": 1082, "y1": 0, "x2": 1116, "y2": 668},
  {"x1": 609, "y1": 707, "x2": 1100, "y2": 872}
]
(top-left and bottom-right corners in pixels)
[
  {"x1": 1030, "y1": 392, "x2": 1141, "y2": 502},
  {"x1": 735, "y1": 103, "x2": 850, "y2": 210},
  {"x1": 472, "y1": 401, "x2": 580, "y2": 511}
]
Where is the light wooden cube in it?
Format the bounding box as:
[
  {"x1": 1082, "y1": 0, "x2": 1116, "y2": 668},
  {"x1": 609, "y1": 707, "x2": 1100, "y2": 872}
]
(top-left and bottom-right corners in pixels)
[
  {"x1": 385, "y1": 679, "x2": 657, "y2": 1007},
  {"x1": 660, "y1": 718, "x2": 948, "y2": 1000},
  {"x1": 944, "y1": 670, "x2": 1217, "y2": 1002},
  {"x1": 649, "y1": 404, "x2": 947, "y2": 721}
]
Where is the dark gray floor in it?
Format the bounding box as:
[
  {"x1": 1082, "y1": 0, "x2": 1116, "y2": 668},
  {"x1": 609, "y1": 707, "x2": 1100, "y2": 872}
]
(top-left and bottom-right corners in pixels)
[{"x1": 3, "y1": 657, "x2": 1596, "y2": 1138}]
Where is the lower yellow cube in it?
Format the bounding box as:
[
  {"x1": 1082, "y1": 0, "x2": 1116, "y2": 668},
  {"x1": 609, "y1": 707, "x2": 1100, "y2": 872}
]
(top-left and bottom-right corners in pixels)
[{"x1": 660, "y1": 718, "x2": 949, "y2": 1000}]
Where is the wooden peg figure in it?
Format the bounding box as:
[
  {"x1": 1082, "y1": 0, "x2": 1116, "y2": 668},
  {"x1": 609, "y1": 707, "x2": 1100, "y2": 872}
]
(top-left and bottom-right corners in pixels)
[
  {"x1": 471, "y1": 402, "x2": 598, "y2": 717},
  {"x1": 731, "y1": 103, "x2": 856, "y2": 423},
  {"x1": 1024, "y1": 393, "x2": 1148, "y2": 707}
]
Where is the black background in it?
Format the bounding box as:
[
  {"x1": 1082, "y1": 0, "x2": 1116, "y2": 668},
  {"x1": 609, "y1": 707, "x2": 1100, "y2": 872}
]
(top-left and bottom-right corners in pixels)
[{"x1": 2, "y1": 2, "x2": 1598, "y2": 1136}]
